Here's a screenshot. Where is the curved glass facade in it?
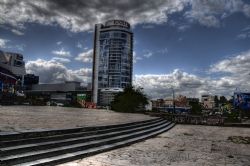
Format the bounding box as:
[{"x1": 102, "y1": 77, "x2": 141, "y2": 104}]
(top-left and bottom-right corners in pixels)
[
  {"x1": 92, "y1": 20, "x2": 133, "y2": 104},
  {"x1": 98, "y1": 31, "x2": 132, "y2": 88}
]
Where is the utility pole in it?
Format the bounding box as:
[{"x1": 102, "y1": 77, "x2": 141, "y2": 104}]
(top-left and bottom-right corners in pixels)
[{"x1": 172, "y1": 88, "x2": 175, "y2": 114}]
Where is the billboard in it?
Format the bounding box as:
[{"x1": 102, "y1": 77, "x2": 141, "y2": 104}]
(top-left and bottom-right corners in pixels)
[
  {"x1": 234, "y1": 92, "x2": 250, "y2": 111},
  {"x1": 105, "y1": 20, "x2": 130, "y2": 29},
  {"x1": 77, "y1": 94, "x2": 87, "y2": 100}
]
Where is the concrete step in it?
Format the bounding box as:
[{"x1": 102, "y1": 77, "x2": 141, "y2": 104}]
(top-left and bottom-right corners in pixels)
[
  {"x1": 0, "y1": 118, "x2": 175, "y2": 166},
  {"x1": 15, "y1": 123, "x2": 175, "y2": 166},
  {"x1": 1, "y1": 118, "x2": 163, "y2": 148},
  {"x1": 1, "y1": 120, "x2": 169, "y2": 156},
  {"x1": 0, "y1": 118, "x2": 161, "y2": 141}
]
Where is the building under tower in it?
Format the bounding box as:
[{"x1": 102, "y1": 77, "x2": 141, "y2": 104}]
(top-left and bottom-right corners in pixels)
[{"x1": 92, "y1": 20, "x2": 133, "y2": 106}]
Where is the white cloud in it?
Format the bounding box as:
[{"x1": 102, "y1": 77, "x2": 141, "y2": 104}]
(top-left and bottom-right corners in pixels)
[
  {"x1": 133, "y1": 51, "x2": 142, "y2": 64},
  {"x1": 52, "y1": 48, "x2": 71, "y2": 57},
  {"x1": 11, "y1": 29, "x2": 24, "y2": 35},
  {"x1": 210, "y1": 50, "x2": 250, "y2": 74},
  {"x1": 75, "y1": 49, "x2": 93, "y2": 63},
  {"x1": 143, "y1": 51, "x2": 153, "y2": 58},
  {"x1": 184, "y1": 0, "x2": 248, "y2": 28},
  {"x1": 56, "y1": 41, "x2": 62, "y2": 45},
  {"x1": 243, "y1": 4, "x2": 250, "y2": 17},
  {"x1": 15, "y1": 44, "x2": 26, "y2": 51},
  {"x1": 237, "y1": 25, "x2": 250, "y2": 39},
  {"x1": 157, "y1": 48, "x2": 168, "y2": 54},
  {"x1": 51, "y1": 57, "x2": 71, "y2": 63},
  {"x1": 26, "y1": 58, "x2": 91, "y2": 84},
  {"x1": 0, "y1": 38, "x2": 25, "y2": 51},
  {"x1": 178, "y1": 24, "x2": 190, "y2": 31},
  {"x1": 76, "y1": 42, "x2": 83, "y2": 48},
  {"x1": 0, "y1": 38, "x2": 9, "y2": 48},
  {"x1": 134, "y1": 51, "x2": 250, "y2": 99},
  {"x1": 134, "y1": 69, "x2": 206, "y2": 99}
]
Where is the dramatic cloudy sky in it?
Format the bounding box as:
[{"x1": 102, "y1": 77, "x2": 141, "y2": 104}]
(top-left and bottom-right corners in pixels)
[{"x1": 1, "y1": 0, "x2": 250, "y2": 99}]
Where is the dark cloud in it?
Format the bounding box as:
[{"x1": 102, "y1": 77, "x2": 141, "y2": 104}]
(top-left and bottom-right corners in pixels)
[{"x1": 0, "y1": 0, "x2": 249, "y2": 32}]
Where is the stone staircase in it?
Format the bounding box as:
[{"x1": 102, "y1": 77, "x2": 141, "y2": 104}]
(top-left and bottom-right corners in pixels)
[{"x1": 0, "y1": 118, "x2": 175, "y2": 166}]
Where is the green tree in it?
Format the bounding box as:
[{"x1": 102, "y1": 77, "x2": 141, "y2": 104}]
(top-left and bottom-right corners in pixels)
[
  {"x1": 111, "y1": 86, "x2": 148, "y2": 112},
  {"x1": 189, "y1": 101, "x2": 203, "y2": 115},
  {"x1": 219, "y1": 96, "x2": 228, "y2": 104},
  {"x1": 214, "y1": 95, "x2": 219, "y2": 107}
]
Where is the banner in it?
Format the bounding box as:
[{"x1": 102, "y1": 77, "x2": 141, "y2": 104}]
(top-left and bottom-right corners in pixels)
[{"x1": 234, "y1": 92, "x2": 250, "y2": 111}]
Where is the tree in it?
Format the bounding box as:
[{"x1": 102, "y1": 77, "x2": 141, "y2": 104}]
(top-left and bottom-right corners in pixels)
[
  {"x1": 219, "y1": 96, "x2": 228, "y2": 104},
  {"x1": 189, "y1": 101, "x2": 203, "y2": 115},
  {"x1": 214, "y1": 95, "x2": 219, "y2": 107},
  {"x1": 111, "y1": 86, "x2": 148, "y2": 112}
]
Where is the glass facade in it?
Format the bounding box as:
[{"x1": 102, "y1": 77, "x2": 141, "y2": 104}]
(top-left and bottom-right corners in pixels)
[
  {"x1": 92, "y1": 20, "x2": 133, "y2": 105},
  {"x1": 98, "y1": 31, "x2": 132, "y2": 89}
]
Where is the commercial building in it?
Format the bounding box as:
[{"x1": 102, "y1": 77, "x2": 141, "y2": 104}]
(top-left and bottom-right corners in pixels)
[
  {"x1": 26, "y1": 81, "x2": 91, "y2": 106},
  {"x1": 92, "y1": 20, "x2": 133, "y2": 105},
  {"x1": 0, "y1": 50, "x2": 41, "y2": 105},
  {"x1": 0, "y1": 50, "x2": 26, "y2": 93},
  {"x1": 0, "y1": 50, "x2": 39, "y2": 90},
  {"x1": 0, "y1": 50, "x2": 26, "y2": 77},
  {"x1": 151, "y1": 97, "x2": 191, "y2": 113},
  {"x1": 201, "y1": 95, "x2": 215, "y2": 109}
]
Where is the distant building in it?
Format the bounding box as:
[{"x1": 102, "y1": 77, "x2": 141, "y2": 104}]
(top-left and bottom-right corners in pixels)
[
  {"x1": 0, "y1": 50, "x2": 28, "y2": 95},
  {"x1": 92, "y1": 20, "x2": 133, "y2": 106},
  {"x1": 164, "y1": 98, "x2": 174, "y2": 107},
  {"x1": 26, "y1": 81, "x2": 91, "y2": 104},
  {"x1": 98, "y1": 88, "x2": 123, "y2": 106},
  {"x1": 175, "y1": 95, "x2": 188, "y2": 107},
  {"x1": 0, "y1": 50, "x2": 39, "y2": 92},
  {"x1": 0, "y1": 50, "x2": 26, "y2": 77},
  {"x1": 201, "y1": 95, "x2": 215, "y2": 109},
  {"x1": 151, "y1": 97, "x2": 190, "y2": 113}
]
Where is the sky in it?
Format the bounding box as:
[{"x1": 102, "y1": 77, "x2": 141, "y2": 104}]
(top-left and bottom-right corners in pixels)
[{"x1": 0, "y1": 0, "x2": 250, "y2": 99}]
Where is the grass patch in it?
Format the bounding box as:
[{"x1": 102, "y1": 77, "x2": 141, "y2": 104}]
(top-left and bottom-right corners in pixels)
[{"x1": 228, "y1": 136, "x2": 250, "y2": 144}]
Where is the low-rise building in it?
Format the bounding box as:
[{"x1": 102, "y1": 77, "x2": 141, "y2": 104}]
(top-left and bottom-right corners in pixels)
[
  {"x1": 98, "y1": 88, "x2": 123, "y2": 106},
  {"x1": 201, "y1": 95, "x2": 215, "y2": 109},
  {"x1": 25, "y1": 81, "x2": 91, "y2": 105}
]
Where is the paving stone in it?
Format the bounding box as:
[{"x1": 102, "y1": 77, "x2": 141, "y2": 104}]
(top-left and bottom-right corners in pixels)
[
  {"x1": 0, "y1": 106, "x2": 154, "y2": 132},
  {"x1": 59, "y1": 125, "x2": 250, "y2": 166}
]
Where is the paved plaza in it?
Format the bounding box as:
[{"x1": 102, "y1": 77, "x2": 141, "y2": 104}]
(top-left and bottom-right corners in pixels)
[
  {"x1": 0, "y1": 106, "x2": 154, "y2": 132},
  {"x1": 59, "y1": 125, "x2": 250, "y2": 166},
  {"x1": 1, "y1": 106, "x2": 249, "y2": 165}
]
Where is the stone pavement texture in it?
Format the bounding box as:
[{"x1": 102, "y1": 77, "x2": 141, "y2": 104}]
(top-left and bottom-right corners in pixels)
[
  {"x1": 0, "y1": 106, "x2": 154, "y2": 132},
  {"x1": 59, "y1": 125, "x2": 250, "y2": 166}
]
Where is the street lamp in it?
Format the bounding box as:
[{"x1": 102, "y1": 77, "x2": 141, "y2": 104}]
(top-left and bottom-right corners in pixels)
[{"x1": 172, "y1": 87, "x2": 176, "y2": 114}]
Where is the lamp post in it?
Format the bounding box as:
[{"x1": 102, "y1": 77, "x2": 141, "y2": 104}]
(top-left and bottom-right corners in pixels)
[{"x1": 172, "y1": 87, "x2": 176, "y2": 114}]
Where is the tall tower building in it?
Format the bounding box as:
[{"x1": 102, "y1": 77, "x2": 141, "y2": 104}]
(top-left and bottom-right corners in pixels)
[{"x1": 92, "y1": 20, "x2": 133, "y2": 105}]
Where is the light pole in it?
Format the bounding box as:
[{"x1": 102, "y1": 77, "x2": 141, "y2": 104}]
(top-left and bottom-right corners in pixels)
[{"x1": 172, "y1": 87, "x2": 176, "y2": 114}]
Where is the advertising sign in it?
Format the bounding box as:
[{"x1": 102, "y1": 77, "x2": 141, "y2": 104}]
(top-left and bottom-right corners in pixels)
[
  {"x1": 77, "y1": 94, "x2": 86, "y2": 100},
  {"x1": 105, "y1": 20, "x2": 130, "y2": 29},
  {"x1": 234, "y1": 92, "x2": 250, "y2": 111}
]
